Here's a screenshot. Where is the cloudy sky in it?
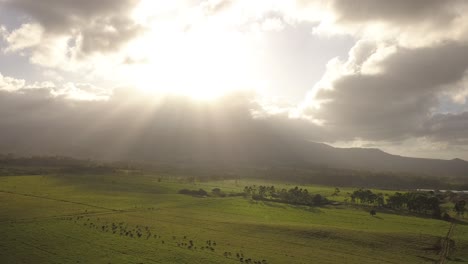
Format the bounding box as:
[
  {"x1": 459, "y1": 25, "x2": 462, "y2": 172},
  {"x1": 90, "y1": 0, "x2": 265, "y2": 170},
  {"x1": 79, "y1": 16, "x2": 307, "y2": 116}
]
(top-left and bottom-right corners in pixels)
[{"x1": 1, "y1": 0, "x2": 468, "y2": 160}]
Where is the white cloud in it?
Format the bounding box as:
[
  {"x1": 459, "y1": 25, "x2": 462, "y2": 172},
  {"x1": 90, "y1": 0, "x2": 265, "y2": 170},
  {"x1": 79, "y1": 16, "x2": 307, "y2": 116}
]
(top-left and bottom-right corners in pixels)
[
  {"x1": 25, "y1": 81, "x2": 55, "y2": 89},
  {"x1": 0, "y1": 71, "x2": 109, "y2": 101},
  {"x1": 444, "y1": 71, "x2": 468, "y2": 104},
  {"x1": 0, "y1": 72, "x2": 25, "y2": 91},
  {"x1": 51, "y1": 82, "x2": 111, "y2": 101},
  {"x1": 28, "y1": 35, "x2": 71, "y2": 68},
  {"x1": 5, "y1": 23, "x2": 43, "y2": 52},
  {"x1": 0, "y1": 25, "x2": 7, "y2": 41}
]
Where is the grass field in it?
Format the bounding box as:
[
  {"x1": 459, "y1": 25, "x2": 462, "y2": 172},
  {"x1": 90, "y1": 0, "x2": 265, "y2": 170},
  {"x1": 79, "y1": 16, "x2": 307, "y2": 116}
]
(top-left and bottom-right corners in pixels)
[{"x1": 0, "y1": 173, "x2": 467, "y2": 263}]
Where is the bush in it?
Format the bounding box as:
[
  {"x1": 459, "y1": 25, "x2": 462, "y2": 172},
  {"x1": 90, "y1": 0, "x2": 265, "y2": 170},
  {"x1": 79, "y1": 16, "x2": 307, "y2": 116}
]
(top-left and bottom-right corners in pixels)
[
  {"x1": 178, "y1": 189, "x2": 208, "y2": 196},
  {"x1": 211, "y1": 188, "x2": 226, "y2": 197}
]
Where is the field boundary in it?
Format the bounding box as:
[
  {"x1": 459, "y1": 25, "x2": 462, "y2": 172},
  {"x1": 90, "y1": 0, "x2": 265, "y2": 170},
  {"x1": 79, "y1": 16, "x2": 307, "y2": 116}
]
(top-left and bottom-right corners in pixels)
[
  {"x1": 438, "y1": 222, "x2": 455, "y2": 264},
  {"x1": 0, "y1": 189, "x2": 118, "y2": 211}
]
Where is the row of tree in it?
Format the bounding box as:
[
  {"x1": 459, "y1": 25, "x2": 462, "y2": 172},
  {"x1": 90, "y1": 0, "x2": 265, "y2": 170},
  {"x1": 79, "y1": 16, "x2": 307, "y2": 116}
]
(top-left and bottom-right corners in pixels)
[
  {"x1": 350, "y1": 189, "x2": 466, "y2": 219},
  {"x1": 350, "y1": 189, "x2": 385, "y2": 206},
  {"x1": 243, "y1": 185, "x2": 328, "y2": 206}
]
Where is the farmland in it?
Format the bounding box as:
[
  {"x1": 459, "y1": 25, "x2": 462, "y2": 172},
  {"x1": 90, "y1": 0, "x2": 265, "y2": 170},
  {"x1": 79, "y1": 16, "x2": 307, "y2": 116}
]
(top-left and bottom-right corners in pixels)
[{"x1": 1, "y1": 173, "x2": 467, "y2": 263}]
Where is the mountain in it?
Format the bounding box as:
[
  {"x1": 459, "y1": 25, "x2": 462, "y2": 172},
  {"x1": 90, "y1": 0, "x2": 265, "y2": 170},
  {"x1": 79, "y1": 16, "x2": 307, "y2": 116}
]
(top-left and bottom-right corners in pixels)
[
  {"x1": 295, "y1": 141, "x2": 468, "y2": 177},
  {"x1": 117, "y1": 132, "x2": 468, "y2": 178},
  {"x1": 3, "y1": 129, "x2": 468, "y2": 177},
  {"x1": 1, "y1": 94, "x2": 467, "y2": 178}
]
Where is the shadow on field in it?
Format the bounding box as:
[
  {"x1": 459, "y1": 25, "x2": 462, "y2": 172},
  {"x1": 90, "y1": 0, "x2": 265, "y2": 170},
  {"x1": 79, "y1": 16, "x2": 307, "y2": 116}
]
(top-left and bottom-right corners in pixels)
[
  {"x1": 447, "y1": 257, "x2": 466, "y2": 262},
  {"x1": 452, "y1": 218, "x2": 468, "y2": 226},
  {"x1": 261, "y1": 201, "x2": 288, "y2": 209},
  {"x1": 51, "y1": 173, "x2": 172, "y2": 195},
  {"x1": 416, "y1": 255, "x2": 437, "y2": 262},
  {"x1": 260, "y1": 200, "x2": 323, "y2": 214},
  {"x1": 292, "y1": 205, "x2": 322, "y2": 214}
]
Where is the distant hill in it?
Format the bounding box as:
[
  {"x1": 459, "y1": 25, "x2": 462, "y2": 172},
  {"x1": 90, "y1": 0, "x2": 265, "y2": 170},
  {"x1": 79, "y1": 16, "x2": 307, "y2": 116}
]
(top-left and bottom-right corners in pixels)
[
  {"x1": 1, "y1": 93, "x2": 467, "y2": 178},
  {"x1": 117, "y1": 133, "x2": 468, "y2": 178},
  {"x1": 3, "y1": 130, "x2": 468, "y2": 178},
  {"x1": 295, "y1": 141, "x2": 468, "y2": 178},
  {"x1": 2, "y1": 138, "x2": 468, "y2": 181}
]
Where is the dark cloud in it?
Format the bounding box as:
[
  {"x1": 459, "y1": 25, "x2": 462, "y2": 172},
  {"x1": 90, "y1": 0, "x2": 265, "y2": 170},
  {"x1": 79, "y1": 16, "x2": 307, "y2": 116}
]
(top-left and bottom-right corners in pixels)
[
  {"x1": 423, "y1": 112, "x2": 468, "y2": 144},
  {"x1": 78, "y1": 17, "x2": 142, "y2": 55},
  {"x1": 330, "y1": 0, "x2": 464, "y2": 25},
  {"x1": 2, "y1": 0, "x2": 143, "y2": 55},
  {"x1": 3, "y1": 0, "x2": 138, "y2": 32},
  {"x1": 312, "y1": 42, "x2": 468, "y2": 141},
  {"x1": 0, "y1": 88, "x2": 323, "y2": 162}
]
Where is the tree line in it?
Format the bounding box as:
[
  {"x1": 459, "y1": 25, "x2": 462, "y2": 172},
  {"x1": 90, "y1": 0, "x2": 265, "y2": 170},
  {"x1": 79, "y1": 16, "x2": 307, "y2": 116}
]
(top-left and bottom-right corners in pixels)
[
  {"x1": 351, "y1": 189, "x2": 467, "y2": 219},
  {"x1": 243, "y1": 185, "x2": 328, "y2": 206}
]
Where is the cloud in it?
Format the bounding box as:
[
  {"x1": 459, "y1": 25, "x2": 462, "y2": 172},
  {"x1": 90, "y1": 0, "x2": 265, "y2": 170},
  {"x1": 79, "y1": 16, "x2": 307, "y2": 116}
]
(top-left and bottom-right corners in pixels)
[
  {"x1": 330, "y1": 0, "x2": 461, "y2": 25},
  {"x1": 423, "y1": 112, "x2": 468, "y2": 144},
  {"x1": 443, "y1": 73, "x2": 468, "y2": 104},
  {"x1": 52, "y1": 82, "x2": 111, "y2": 101},
  {"x1": 303, "y1": 40, "x2": 468, "y2": 142},
  {"x1": 0, "y1": 71, "x2": 108, "y2": 100},
  {"x1": 200, "y1": 0, "x2": 234, "y2": 16},
  {"x1": 4, "y1": 23, "x2": 43, "y2": 52},
  {"x1": 24, "y1": 81, "x2": 55, "y2": 89},
  {"x1": 0, "y1": 72, "x2": 25, "y2": 91},
  {"x1": 4, "y1": 0, "x2": 139, "y2": 31},
  {"x1": 75, "y1": 16, "x2": 143, "y2": 56},
  {"x1": 307, "y1": 0, "x2": 468, "y2": 48},
  {"x1": 0, "y1": 25, "x2": 7, "y2": 41},
  {"x1": 293, "y1": 1, "x2": 468, "y2": 152},
  {"x1": 1, "y1": 0, "x2": 143, "y2": 56}
]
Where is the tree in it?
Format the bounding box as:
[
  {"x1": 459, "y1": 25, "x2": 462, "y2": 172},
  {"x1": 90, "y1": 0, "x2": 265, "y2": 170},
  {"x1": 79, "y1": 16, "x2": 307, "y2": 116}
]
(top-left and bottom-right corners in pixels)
[
  {"x1": 387, "y1": 192, "x2": 405, "y2": 209},
  {"x1": 454, "y1": 200, "x2": 466, "y2": 217},
  {"x1": 376, "y1": 193, "x2": 385, "y2": 207},
  {"x1": 212, "y1": 188, "x2": 221, "y2": 195},
  {"x1": 197, "y1": 189, "x2": 207, "y2": 196},
  {"x1": 332, "y1": 187, "x2": 340, "y2": 196},
  {"x1": 258, "y1": 186, "x2": 267, "y2": 198},
  {"x1": 313, "y1": 194, "x2": 324, "y2": 205}
]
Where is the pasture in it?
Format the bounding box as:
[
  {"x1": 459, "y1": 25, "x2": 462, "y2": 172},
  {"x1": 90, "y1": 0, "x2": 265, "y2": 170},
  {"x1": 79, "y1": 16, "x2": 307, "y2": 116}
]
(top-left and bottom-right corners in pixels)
[{"x1": 0, "y1": 173, "x2": 467, "y2": 263}]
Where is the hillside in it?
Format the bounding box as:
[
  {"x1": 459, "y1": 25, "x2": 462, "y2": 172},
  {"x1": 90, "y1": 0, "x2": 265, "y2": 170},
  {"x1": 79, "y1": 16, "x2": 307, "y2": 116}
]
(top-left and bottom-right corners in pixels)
[{"x1": 297, "y1": 142, "x2": 468, "y2": 177}]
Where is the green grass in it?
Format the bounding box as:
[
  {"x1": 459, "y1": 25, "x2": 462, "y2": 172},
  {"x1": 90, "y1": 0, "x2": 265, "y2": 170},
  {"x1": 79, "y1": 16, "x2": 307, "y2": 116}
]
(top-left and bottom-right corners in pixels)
[{"x1": 0, "y1": 173, "x2": 466, "y2": 263}]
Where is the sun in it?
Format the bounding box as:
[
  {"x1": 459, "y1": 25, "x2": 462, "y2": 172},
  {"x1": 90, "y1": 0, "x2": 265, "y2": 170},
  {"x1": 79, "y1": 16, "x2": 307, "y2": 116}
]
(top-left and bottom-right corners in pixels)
[{"x1": 125, "y1": 1, "x2": 260, "y2": 100}]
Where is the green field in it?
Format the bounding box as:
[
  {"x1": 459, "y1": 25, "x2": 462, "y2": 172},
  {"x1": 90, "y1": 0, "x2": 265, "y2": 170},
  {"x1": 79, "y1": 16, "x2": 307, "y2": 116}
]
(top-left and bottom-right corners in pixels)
[{"x1": 1, "y1": 173, "x2": 467, "y2": 263}]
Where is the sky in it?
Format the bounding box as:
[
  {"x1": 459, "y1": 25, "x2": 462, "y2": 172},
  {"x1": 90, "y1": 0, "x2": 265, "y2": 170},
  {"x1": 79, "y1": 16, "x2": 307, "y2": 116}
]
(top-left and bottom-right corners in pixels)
[{"x1": 1, "y1": 0, "x2": 468, "y2": 160}]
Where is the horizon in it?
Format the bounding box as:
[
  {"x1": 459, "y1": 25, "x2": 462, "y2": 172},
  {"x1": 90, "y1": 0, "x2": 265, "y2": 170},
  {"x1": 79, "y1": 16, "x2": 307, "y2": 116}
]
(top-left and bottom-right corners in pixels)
[{"x1": 1, "y1": 139, "x2": 467, "y2": 163}]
